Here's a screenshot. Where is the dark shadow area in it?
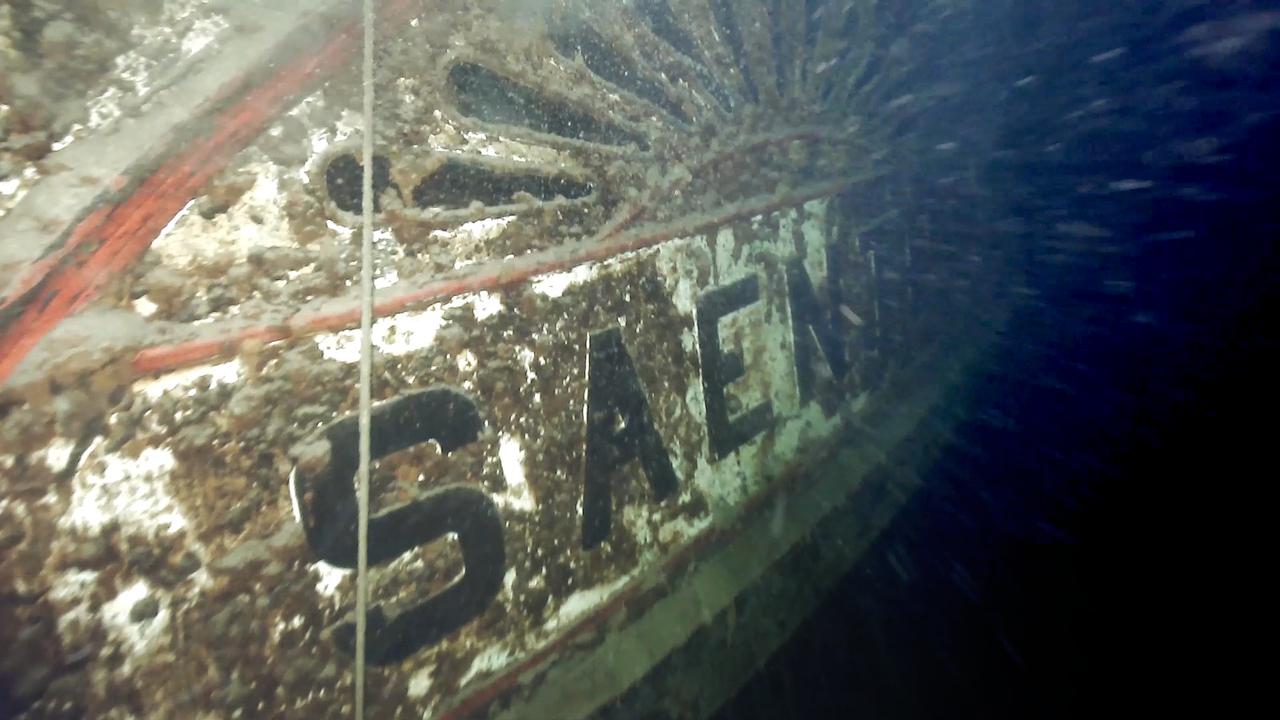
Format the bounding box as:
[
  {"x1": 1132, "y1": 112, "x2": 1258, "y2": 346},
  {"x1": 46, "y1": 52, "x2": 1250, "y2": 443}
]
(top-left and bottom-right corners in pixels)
[
  {"x1": 325, "y1": 153, "x2": 397, "y2": 213},
  {"x1": 634, "y1": 0, "x2": 736, "y2": 111},
  {"x1": 550, "y1": 24, "x2": 693, "y2": 124},
  {"x1": 411, "y1": 159, "x2": 592, "y2": 210},
  {"x1": 448, "y1": 61, "x2": 647, "y2": 148},
  {"x1": 715, "y1": 0, "x2": 1278, "y2": 717}
]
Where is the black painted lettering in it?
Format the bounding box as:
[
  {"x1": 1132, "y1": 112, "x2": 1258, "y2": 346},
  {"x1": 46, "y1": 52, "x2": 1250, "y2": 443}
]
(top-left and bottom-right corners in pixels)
[
  {"x1": 290, "y1": 387, "x2": 504, "y2": 664},
  {"x1": 786, "y1": 256, "x2": 850, "y2": 404},
  {"x1": 582, "y1": 328, "x2": 679, "y2": 549},
  {"x1": 696, "y1": 276, "x2": 773, "y2": 460}
]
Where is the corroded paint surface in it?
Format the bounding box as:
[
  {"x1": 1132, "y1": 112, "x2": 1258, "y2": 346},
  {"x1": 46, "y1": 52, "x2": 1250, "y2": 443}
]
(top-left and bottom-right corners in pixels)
[
  {"x1": 0, "y1": 1, "x2": 924, "y2": 717},
  {"x1": 2, "y1": 202, "x2": 888, "y2": 717}
]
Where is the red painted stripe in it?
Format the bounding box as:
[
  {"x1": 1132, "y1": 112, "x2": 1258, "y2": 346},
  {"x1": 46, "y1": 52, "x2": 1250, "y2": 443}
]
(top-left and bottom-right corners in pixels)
[
  {"x1": 131, "y1": 178, "x2": 851, "y2": 377},
  {"x1": 0, "y1": 0, "x2": 417, "y2": 387}
]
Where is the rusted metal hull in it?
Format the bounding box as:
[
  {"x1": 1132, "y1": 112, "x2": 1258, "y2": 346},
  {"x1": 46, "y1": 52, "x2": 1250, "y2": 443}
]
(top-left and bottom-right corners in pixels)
[{"x1": 0, "y1": 2, "x2": 987, "y2": 717}]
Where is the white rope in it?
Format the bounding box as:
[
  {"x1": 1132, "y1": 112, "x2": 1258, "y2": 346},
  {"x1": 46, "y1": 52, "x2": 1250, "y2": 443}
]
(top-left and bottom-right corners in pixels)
[{"x1": 355, "y1": 0, "x2": 375, "y2": 717}]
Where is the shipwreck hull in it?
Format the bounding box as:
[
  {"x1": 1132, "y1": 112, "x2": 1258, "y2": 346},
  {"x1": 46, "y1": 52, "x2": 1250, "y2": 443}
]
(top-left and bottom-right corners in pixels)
[{"x1": 0, "y1": 1, "x2": 996, "y2": 717}]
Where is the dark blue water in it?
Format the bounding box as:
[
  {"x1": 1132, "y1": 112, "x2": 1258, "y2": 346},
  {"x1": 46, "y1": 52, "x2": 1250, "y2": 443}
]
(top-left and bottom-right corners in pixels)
[{"x1": 717, "y1": 1, "x2": 1278, "y2": 717}]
